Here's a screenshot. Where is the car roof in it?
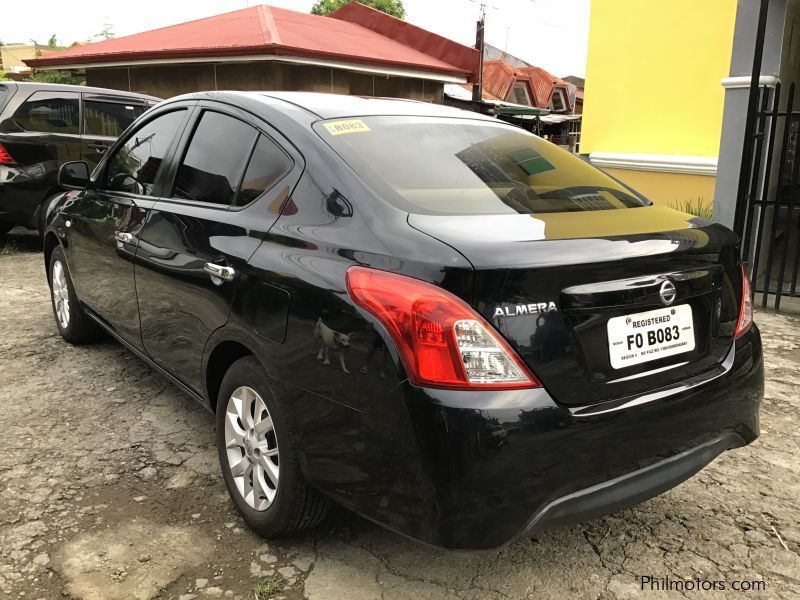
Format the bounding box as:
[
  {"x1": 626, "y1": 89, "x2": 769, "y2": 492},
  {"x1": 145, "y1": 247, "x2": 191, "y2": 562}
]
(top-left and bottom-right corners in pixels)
[
  {"x1": 0, "y1": 81, "x2": 160, "y2": 102},
  {"x1": 169, "y1": 90, "x2": 497, "y2": 122},
  {"x1": 260, "y1": 92, "x2": 495, "y2": 120}
]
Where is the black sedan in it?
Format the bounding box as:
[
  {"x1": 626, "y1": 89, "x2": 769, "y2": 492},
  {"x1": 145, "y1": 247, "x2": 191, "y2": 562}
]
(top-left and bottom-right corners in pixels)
[{"x1": 44, "y1": 92, "x2": 763, "y2": 549}]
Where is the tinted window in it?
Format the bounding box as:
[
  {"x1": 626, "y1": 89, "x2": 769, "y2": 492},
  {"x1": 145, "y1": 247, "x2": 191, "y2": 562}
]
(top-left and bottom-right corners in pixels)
[
  {"x1": 105, "y1": 109, "x2": 186, "y2": 195},
  {"x1": 235, "y1": 134, "x2": 293, "y2": 207},
  {"x1": 13, "y1": 91, "x2": 79, "y2": 134},
  {"x1": 172, "y1": 111, "x2": 257, "y2": 205},
  {"x1": 84, "y1": 100, "x2": 147, "y2": 137},
  {"x1": 315, "y1": 116, "x2": 650, "y2": 215},
  {"x1": 0, "y1": 85, "x2": 9, "y2": 112}
]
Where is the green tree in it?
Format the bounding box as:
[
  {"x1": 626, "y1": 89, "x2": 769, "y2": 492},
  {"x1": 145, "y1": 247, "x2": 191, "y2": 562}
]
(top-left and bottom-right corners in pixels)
[
  {"x1": 311, "y1": 0, "x2": 405, "y2": 19},
  {"x1": 28, "y1": 70, "x2": 85, "y2": 85},
  {"x1": 48, "y1": 34, "x2": 58, "y2": 48}
]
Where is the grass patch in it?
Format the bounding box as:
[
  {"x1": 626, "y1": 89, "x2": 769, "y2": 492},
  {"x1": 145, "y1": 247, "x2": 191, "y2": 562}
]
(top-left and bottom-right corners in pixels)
[
  {"x1": 668, "y1": 196, "x2": 713, "y2": 220},
  {"x1": 252, "y1": 574, "x2": 286, "y2": 599},
  {"x1": 0, "y1": 239, "x2": 22, "y2": 255}
]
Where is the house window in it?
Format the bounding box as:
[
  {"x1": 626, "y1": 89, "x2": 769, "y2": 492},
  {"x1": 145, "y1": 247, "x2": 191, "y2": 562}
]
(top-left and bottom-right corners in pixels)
[
  {"x1": 550, "y1": 89, "x2": 567, "y2": 113},
  {"x1": 508, "y1": 82, "x2": 532, "y2": 106}
]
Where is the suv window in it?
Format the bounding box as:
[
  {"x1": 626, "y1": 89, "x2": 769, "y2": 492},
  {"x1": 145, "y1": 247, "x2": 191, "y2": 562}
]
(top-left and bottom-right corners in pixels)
[
  {"x1": 84, "y1": 100, "x2": 147, "y2": 137},
  {"x1": 172, "y1": 111, "x2": 257, "y2": 206},
  {"x1": 13, "y1": 91, "x2": 79, "y2": 134},
  {"x1": 235, "y1": 134, "x2": 293, "y2": 207},
  {"x1": 105, "y1": 109, "x2": 186, "y2": 195}
]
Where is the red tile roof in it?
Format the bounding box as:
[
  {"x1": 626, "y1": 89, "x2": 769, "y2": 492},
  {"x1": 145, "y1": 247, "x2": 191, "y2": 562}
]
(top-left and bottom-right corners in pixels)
[
  {"x1": 482, "y1": 61, "x2": 517, "y2": 101},
  {"x1": 480, "y1": 60, "x2": 573, "y2": 110},
  {"x1": 26, "y1": 3, "x2": 478, "y2": 81}
]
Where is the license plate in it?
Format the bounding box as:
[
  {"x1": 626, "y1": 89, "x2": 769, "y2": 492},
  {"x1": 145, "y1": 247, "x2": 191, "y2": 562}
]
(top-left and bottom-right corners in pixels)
[{"x1": 607, "y1": 304, "x2": 695, "y2": 370}]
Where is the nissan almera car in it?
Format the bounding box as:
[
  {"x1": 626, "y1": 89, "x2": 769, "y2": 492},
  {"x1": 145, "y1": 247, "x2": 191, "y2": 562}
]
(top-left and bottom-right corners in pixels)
[{"x1": 44, "y1": 92, "x2": 763, "y2": 549}]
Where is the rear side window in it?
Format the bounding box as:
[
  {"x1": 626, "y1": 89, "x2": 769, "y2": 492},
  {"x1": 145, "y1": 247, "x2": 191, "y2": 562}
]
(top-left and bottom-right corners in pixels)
[
  {"x1": 0, "y1": 85, "x2": 10, "y2": 113},
  {"x1": 13, "y1": 91, "x2": 80, "y2": 134},
  {"x1": 105, "y1": 109, "x2": 186, "y2": 195},
  {"x1": 235, "y1": 134, "x2": 293, "y2": 207},
  {"x1": 172, "y1": 111, "x2": 258, "y2": 206},
  {"x1": 84, "y1": 100, "x2": 147, "y2": 137},
  {"x1": 315, "y1": 116, "x2": 650, "y2": 215}
]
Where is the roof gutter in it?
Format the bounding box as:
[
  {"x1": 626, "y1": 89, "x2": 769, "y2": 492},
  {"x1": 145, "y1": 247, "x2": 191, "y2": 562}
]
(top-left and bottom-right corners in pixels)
[
  {"x1": 26, "y1": 51, "x2": 469, "y2": 84},
  {"x1": 492, "y1": 106, "x2": 550, "y2": 116}
]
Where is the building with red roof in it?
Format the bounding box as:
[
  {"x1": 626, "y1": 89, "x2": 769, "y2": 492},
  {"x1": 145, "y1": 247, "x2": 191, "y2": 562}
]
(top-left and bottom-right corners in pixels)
[
  {"x1": 25, "y1": 2, "x2": 479, "y2": 101},
  {"x1": 477, "y1": 60, "x2": 576, "y2": 113},
  {"x1": 443, "y1": 51, "x2": 582, "y2": 153}
]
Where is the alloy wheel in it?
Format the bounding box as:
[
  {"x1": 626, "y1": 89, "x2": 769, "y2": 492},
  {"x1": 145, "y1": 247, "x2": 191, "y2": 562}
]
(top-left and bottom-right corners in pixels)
[
  {"x1": 224, "y1": 385, "x2": 280, "y2": 511},
  {"x1": 52, "y1": 260, "x2": 70, "y2": 329}
]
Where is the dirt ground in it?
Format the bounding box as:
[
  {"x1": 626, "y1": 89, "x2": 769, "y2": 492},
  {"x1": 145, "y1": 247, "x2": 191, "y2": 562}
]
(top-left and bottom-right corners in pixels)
[{"x1": 1, "y1": 226, "x2": 799, "y2": 600}]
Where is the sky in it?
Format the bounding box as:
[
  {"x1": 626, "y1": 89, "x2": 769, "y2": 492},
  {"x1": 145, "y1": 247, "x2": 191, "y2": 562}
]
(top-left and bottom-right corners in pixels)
[{"x1": 1, "y1": 0, "x2": 590, "y2": 78}]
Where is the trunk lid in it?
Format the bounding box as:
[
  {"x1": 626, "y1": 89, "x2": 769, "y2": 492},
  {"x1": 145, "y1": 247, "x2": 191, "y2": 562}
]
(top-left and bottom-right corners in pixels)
[{"x1": 410, "y1": 205, "x2": 742, "y2": 407}]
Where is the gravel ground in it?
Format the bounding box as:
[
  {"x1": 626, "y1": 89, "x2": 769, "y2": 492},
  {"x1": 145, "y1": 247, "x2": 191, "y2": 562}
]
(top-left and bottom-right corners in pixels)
[{"x1": 1, "y1": 226, "x2": 799, "y2": 600}]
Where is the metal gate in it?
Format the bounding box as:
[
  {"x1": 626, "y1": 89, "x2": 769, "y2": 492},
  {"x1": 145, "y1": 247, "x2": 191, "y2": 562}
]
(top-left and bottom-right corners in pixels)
[
  {"x1": 737, "y1": 82, "x2": 800, "y2": 311},
  {"x1": 734, "y1": 0, "x2": 800, "y2": 311}
]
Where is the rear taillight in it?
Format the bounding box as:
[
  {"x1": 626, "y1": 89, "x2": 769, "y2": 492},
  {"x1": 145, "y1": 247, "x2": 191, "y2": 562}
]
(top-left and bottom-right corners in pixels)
[
  {"x1": 346, "y1": 266, "x2": 540, "y2": 390},
  {"x1": 0, "y1": 143, "x2": 15, "y2": 165},
  {"x1": 735, "y1": 264, "x2": 754, "y2": 339}
]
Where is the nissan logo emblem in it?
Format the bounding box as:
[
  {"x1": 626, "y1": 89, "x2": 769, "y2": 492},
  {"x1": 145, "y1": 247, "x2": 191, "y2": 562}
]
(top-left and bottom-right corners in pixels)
[{"x1": 659, "y1": 280, "x2": 677, "y2": 305}]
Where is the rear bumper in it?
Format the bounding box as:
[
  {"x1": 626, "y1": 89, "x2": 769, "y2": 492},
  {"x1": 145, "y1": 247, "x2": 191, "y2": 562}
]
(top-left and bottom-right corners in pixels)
[
  {"x1": 318, "y1": 326, "x2": 763, "y2": 549},
  {"x1": 521, "y1": 431, "x2": 745, "y2": 535}
]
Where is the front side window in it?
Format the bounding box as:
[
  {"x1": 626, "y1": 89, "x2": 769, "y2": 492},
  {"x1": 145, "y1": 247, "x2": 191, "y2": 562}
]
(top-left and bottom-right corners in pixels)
[
  {"x1": 172, "y1": 111, "x2": 258, "y2": 206},
  {"x1": 315, "y1": 116, "x2": 650, "y2": 215},
  {"x1": 13, "y1": 91, "x2": 79, "y2": 134},
  {"x1": 105, "y1": 109, "x2": 186, "y2": 195},
  {"x1": 84, "y1": 100, "x2": 147, "y2": 137}
]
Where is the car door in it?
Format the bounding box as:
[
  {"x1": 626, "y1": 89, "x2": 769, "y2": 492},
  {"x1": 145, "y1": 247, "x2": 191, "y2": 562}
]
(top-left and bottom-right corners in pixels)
[
  {"x1": 81, "y1": 94, "x2": 150, "y2": 170},
  {"x1": 135, "y1": 103, "x2": 298, "y2": 392},
  {"x1": 65, "y1": 105, "x2": 192, "y2": 350}
]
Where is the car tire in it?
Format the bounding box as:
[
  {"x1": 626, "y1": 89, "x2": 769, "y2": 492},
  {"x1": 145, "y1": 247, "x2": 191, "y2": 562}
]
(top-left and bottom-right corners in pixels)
[
  {"x1": 216, "y1": 356, "x2": 329, "y2": 537},
  {"x1": 48, "y1": 246, "x2": 102, "y2": 344}
]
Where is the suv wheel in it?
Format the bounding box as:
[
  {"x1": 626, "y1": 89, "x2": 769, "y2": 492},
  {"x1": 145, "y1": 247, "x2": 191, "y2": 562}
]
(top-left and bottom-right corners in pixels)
[
  {"x1": 216, "y1": 356, "x2": 329, "y2": 537},
  {"x1": 49, "y1": 246, "x2": 101, "y2": 344}
]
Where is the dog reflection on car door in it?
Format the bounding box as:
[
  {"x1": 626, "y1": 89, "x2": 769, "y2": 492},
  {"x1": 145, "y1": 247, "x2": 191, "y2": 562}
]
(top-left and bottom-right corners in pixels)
[{"x1": 315, "y1": 318, "x2": 352, "y2": 374}]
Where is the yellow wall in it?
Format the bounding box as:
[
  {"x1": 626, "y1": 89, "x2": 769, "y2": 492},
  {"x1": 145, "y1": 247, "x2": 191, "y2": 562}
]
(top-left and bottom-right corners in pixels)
[
  {"x1": 603, "y1": 168, "x2": 716, "y2": 211},
  {"x1": 581, "y1": 0, "x2": 738, "y2": 157}
]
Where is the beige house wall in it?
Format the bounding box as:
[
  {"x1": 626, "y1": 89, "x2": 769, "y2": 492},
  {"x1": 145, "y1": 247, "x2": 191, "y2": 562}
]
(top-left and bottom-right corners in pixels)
[{"x1": 1, "y1": 45, "x2": 41, "y2": 72}]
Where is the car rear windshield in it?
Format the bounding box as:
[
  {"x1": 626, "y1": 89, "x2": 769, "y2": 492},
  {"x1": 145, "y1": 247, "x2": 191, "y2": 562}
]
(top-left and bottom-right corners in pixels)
[{"x1": 314, "y1": 116, "x2": 650, "y2": 215}]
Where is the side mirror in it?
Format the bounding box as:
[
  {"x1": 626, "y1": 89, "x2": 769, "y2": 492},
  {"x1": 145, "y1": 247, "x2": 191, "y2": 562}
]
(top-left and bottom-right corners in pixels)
[{"x1": 58, "y1": 161, "x2": 90, "y2": 190}]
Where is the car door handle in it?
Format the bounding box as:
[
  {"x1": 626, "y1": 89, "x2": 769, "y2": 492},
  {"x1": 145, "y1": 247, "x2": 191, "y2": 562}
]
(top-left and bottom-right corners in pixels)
[
  {"x1": 204, "y1": 262, "x2": 236, "y2": 282},
  {"x1": 88, "y1": 143, "x2": 109, "y2": 153},
  {"x1": 114, "y1": 231, "x2": 135, "y2": 244}
]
